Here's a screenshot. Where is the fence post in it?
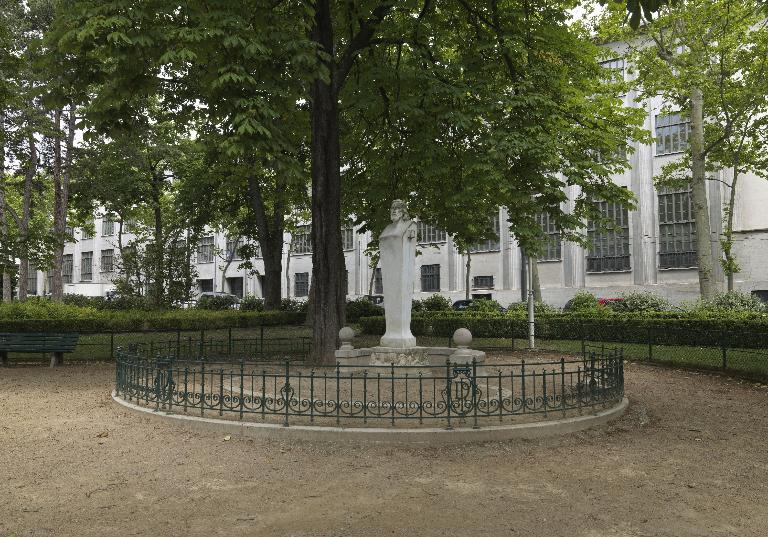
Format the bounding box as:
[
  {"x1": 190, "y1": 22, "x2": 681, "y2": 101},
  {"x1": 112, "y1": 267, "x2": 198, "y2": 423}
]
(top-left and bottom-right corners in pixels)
[
  {"x1": 580, "y1": 322, "x2": 585, "y2": 357},
  {"x1": 648, "y1": 326, "x2": 653, "y2": 362},
  {"x1": 260, "y1": 325, "x2": 264, "y2": 353},
  {"x1": 176, "y1": 330, "x2": 181, "y2": 360},
  {"x1": 445, "y1": 359, "x2": 453, "y2": 430},
  {"x1": 110, "y1": 332, "x2": 115, "y2": 360},
  {"x1": 228, "y1": 327, "x2": 233, "y2": 356},
  {"x1": 283, "y1": 360, "x2": 291, "y2": 427},
  {"x1": 721, "y1": 342, "x2": 728, "y2": 371}
]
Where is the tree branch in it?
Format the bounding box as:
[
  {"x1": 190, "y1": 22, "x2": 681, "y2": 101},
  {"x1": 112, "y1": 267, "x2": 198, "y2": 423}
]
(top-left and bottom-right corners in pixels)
[{"x1": 334, "y1": 1, "x2": 396, "y2": 94}]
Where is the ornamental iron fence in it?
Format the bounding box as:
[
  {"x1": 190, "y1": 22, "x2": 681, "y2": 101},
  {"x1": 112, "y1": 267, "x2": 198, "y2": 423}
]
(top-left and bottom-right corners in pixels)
[{"x1": 114, "y1": 345, "x2": 624, "y2": 429}]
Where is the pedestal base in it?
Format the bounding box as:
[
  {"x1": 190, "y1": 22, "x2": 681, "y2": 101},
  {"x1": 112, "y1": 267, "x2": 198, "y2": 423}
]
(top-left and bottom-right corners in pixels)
[{"x1": 334, "y1": 346, "x2": 486, "y2": 374}]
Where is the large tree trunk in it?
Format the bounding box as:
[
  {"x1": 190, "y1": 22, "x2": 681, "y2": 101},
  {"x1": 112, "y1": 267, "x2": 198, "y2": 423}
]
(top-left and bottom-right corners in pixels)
[
  {"x1": 690, "y1": 87, "x2": 717, "y2": 298},
  {"x1": 247, "y1": 175, "x2": 284, "y2": 311},
  {"x1": 18, "y1": 133, "x2": 37, "y2": 301},
  {"x1": 0, "y1": 113, "x2": 10, "y2": 302},
  {"x1": 309, "y1": 0, "x2": 345, "y2": 364},
  {"x1": 51, "y1": 107, "x2": 76, "y2": 302}
]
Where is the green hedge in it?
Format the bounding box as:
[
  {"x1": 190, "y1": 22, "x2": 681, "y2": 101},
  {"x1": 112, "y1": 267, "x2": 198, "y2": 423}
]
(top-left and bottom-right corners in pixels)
[
  {"x1": 358, "y1": 312, "x2": 768, "y2": 349},
  {"x1": 0, "y1": 309, "x2": 306, "y2": 333}
]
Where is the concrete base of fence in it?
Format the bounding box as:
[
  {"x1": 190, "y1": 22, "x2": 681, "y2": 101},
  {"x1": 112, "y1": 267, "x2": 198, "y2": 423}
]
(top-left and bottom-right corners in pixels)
[{"x1": 112, "y1": 392, "x2": 629, "y2": 444}]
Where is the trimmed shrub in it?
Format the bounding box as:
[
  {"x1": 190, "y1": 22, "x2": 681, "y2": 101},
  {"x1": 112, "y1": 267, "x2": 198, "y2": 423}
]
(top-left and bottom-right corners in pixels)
[
  {"x1": 411, "y1": 299, "x2": 424, "y2": 313},
  {"x1": 693, "y1": 291, "x2": 766, "y2": 313},
  {"x1": 0, "y1": 304, "x2": 305, "y2": 333},
  {"x1": 358, "y1": 310, "x2": 768, "y2": 349},
  {"x1": 564, "y1": 291, "x2": 600, "y2": 311},
  {"x1": 466, "y1": 298, "x2": 502, "y2": 313},
  {"x1": 610, "y1": 291, "x2": 670, "y2": 313},
  {"x1": 505, "y1": 301, "x2": 559, "y2": 315},
  {"x1": 346, "y1": 297, "x2": 384, "y2": 323},
  {"x1": 280, "y1": 298, "x2": 308, "y2": 313},
  {"x1": 239, "y1": 296, "x2": 265, "y2": 312},
  {"x1": 422, "y1": 294, "x2": 452, "y2": 311},
  {"x1": 197, "y1": 294, "x2": 238, "y2": 310}
]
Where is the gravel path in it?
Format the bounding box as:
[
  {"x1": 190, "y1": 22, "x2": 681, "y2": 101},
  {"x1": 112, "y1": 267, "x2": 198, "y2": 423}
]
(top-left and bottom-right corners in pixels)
[{"x1": 1, "y1": 360, "x2": 767, "y2": 537}]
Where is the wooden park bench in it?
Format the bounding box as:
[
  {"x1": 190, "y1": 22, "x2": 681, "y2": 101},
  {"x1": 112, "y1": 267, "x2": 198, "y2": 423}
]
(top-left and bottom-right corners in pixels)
[{"x1": 0, "y1": 333, "x2": 80, "y2": 367}]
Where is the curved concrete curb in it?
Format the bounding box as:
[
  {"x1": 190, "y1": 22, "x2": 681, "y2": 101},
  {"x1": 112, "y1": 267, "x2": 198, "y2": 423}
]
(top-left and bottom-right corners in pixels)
[{"x1": 112, "y1": 392, "x2": 628, "y2": 444}]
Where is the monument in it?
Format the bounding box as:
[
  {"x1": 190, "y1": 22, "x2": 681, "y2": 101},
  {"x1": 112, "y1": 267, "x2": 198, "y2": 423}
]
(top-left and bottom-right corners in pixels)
[
  {"x1": 379, "y1": 199, "x2": 417, "y2": 348},
  {"x1": 335, "y1": 200, "x2": 485, "y2": 370}
]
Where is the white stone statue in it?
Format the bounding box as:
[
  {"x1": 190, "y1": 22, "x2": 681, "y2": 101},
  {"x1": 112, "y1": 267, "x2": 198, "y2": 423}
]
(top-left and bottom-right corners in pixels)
[{"x1": 379, "y1": 200, "x2": 417, "y2": 348}]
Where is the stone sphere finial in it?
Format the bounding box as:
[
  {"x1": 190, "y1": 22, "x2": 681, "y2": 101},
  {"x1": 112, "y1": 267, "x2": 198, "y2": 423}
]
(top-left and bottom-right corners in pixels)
[
  {"x1": 453, "y1": 328, "x2": 472, "y2": 349},
  {"x1": 339, "y1": 326, "x2": 355, "y2": 350}
]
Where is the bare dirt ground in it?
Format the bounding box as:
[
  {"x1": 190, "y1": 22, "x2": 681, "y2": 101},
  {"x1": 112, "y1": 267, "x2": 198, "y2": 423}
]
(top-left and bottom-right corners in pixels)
[{"x1": 1, "y1": 358, "x2": 767, "y2": 537}]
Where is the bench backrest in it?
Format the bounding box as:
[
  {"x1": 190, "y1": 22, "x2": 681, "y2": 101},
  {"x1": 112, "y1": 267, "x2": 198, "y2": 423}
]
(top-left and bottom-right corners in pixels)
[{"x1": 0, "y1": 333, "x2": 80, "y2": 353}]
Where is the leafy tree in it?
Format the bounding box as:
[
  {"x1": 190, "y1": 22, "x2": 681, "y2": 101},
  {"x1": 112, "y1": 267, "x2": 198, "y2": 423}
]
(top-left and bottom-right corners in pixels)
[
  {"x1": 53, "y1": 0, "x2": 645, "y2": 364},
  {"x1": 595, "y1": 0, "x2": 768, "y2": 297}
]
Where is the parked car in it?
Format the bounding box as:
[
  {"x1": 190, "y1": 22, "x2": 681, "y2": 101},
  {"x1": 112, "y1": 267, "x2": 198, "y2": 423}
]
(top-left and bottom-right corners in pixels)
[
  {"x1": 452, "y1": 299, "x2": 473, "y2": 311},
  {"x1": 363, "y1": 294, "x2": 384, "y2": 305}
]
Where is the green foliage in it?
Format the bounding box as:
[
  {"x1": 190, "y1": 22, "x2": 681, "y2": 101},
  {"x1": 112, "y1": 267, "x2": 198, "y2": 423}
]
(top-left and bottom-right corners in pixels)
[
  {"x1": 280, "y1": 298, "x2": 308, "y2": 313},
  {"x1": 346, "y1": 297, "x2": 384, "y2": 323},
  {"x1": 0, "y1": 301, "x2": 305, "y2": 332},
  {"x1": 421, "y1": 294, "x2": 452, "y2": 312},
  {"x1": 411, "y1": 299, "x2": 424, "y2": 313},
  {"x1": 693, "y1": 292, "x2": 766, "y2": 313},
  {"x1": 358, "y1": 309, "x2": 768, "y2": 349},
  {"x1": 196, "y1": 294, "x2": 238, "y2": 311},
  {"x1": 564, "y1": 291, "x2": 600, "y2": 312},
  {"x1": 239, "y1": 296, "x2": 264, "y2": 312},
  {"x1": 466, "y1": 299, "x2": 503, "y2": 313},
  {"x1": 612, "y1": 291, "x2": 670, "y2": 313},
  {"x1": 505, "y1": 301, "x2": 559, "y2": 315}
]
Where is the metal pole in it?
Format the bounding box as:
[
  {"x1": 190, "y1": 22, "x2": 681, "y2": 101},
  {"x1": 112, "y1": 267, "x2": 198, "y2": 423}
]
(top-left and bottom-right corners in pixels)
[{"x1": 527, "y1": 256, "x2": 535, "y2": 349}]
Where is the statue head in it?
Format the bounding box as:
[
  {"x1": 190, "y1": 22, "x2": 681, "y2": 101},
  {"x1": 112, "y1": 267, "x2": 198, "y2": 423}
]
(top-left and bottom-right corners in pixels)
[{"x1": 390, "y1": 199, "x2": 409, "y2": 223}]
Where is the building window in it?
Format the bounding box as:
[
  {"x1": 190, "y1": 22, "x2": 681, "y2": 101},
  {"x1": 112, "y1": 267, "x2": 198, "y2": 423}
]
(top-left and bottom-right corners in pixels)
[
  {"x1": 62, "y1": 254, "x2": 73, "y2": 284},
  {"x1": 587, "y1": 201, "x2": 631, "y2": 273},
  {"x1": 655, "y1": 113, "x2": 690, "y2": 156},
  {"x1": 27, "y1": 262, "x2": 37, "y2": 295},
  {"x1": 599, "y1": 58, "x2": 625, "y2": 81},
  {"x1": 342, "y1": 227, "x2": 355, "y2": 251},
  {"x1": 81, "y1": 225, "x2": 93, "y2": 240},
  {"x1": 536, "y1": 213, "x2": 562, "y2": 261},
  {"x1": 291, "y1": 225, "x2": 312, "y2": 254},
  {"x1": 295, "y1": 272, "x2": 309, "y2": 297},
  {"x1": 198, "y1": 279, "x2": 213, "y2": 293},
  {"x1": 417, "y1": 222, "x2": 446, "y2": 244},
  {"x1": 197, "y1": 236, "x2": 214, "y2": 263},
  {"x1": 469, "y1": 213, "x2": 501, "y2": 253},
  {"x1": 81, "y1": 251, "x2": 93, "y2": 281},
  {"x1": 374, "y1": 267, "x2": 383, "y2": 295},
  {"x1": 102, "y1": 215, "x2": 115, "y2": 236},
  {"x1": 227, "y1": 277, "x2": 244, "y2": 298},
  {"x1": 420, "y1": 264, "x2": 440, "y2": 292},
  {"x1": 226, "y1": 236, "x2": 241, "y2": 260},
  {"x1": 473, "y1": 275, "x2": 494, "y2": 289},
  {"x1": 658, "y1": 187, "x2": 697, "y2": 269},
  {"x1": 100, "y1": 249, "x2": 114, "y2": 273}
]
